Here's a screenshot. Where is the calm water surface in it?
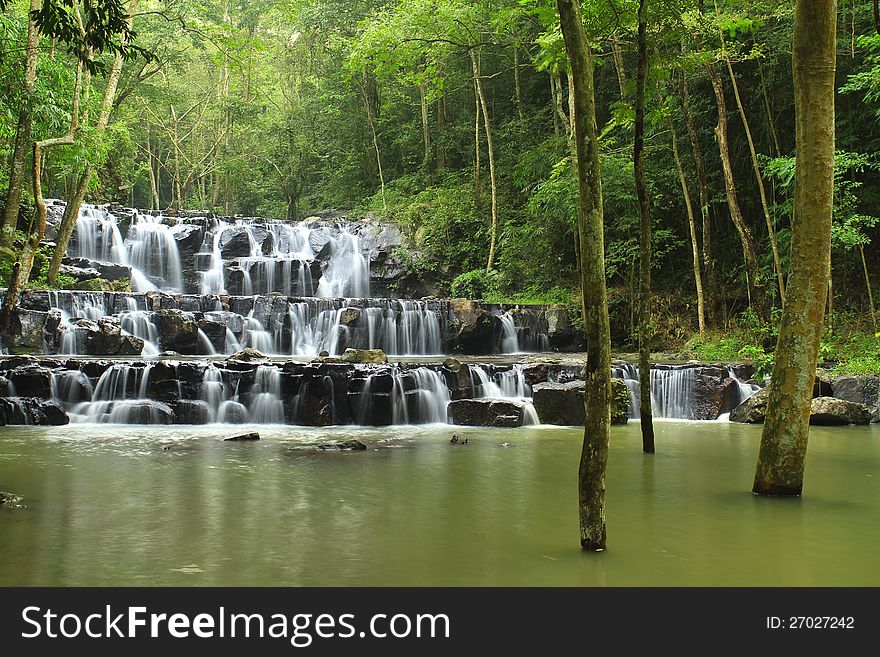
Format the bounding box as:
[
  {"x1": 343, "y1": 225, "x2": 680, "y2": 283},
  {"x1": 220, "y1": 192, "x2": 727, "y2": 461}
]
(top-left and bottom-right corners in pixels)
[{"x1": 0, "y1": 421, "x2": 877, "y2": 586}]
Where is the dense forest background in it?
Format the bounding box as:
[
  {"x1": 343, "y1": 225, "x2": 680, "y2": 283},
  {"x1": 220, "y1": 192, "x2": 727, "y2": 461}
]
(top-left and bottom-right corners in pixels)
[{"x1": 1, "y1": 0, "x2": 879, "y2": 368}]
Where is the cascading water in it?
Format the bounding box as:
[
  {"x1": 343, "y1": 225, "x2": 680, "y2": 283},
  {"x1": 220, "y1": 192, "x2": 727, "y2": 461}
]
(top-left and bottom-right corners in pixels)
[
  {"x1": 469, "y1": 364, "x2": 539, "y2": 425},
  {"x1": 499, "y1": 313, "x2": 519, "y2": 354},
  {"x1": 390, "y1": 367, "x2": 450, "y2": 424}
]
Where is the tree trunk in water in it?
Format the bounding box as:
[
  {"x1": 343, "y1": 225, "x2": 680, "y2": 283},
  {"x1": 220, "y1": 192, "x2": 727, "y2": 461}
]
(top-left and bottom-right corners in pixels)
[
  {"x1": 557, "y1": 0, "x2": 612, "y2": 552},
  {"x1": 0, "y1": 0, "x2": 41, "y2": 250},
  {"x1": 753, "y1": 0, "x2": 837, "y2": 496},
  {"x1": 48, "y1": 35, "x2": 128, "y2": 286},
  {"x1": 669, "y1": 116, "x2": 706, "y2": 337},
  {"x1": 705, "y1": 62, "x2": 764, "y2": 314},
  {"x1": 470, "y1": 49, "x2": 499, "y2": 272},
  {"x1": 725, "y1": 56, "x2": 786, "y2": 304},
  {"x1": 634, "y1": 0, "x2": 654, "y2": 453}
]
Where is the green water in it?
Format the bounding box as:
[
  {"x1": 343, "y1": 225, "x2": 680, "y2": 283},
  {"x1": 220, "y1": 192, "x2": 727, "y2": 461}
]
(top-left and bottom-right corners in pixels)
[{"x1": 0, "y1": 421, "x2": 877, "y2": 586}]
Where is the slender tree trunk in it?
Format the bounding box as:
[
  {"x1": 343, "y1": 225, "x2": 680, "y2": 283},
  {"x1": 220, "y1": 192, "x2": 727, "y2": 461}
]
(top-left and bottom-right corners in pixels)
[
  {"x1": 436, "y1": 96, "x2": 447, "y2": 171},
  {"x1": 860, "y1": 245, "x2": 878, "y2": 333},
  {"x1": 48, "y1": 25, "x2": 129, "y2": 286},
  {"x1": 513, "y1": 42, "x2": 524, "y2": 120},
  {"x1": 754, "y1": 0, "x2": 837, "y2": 496},
  {"x1": 147, "y1": 138, "x2": 160, "y2": 210},
  {"x1": 678, "y1": 71, "x2": 716, "y2": 326},
  {"x1": 634, "y1": 0, "x2": 654, "y2": 453},
  {"x1": 724, "y1": 54, "x2": 786, "y2": 304},
  {"x1": 470, "y1": 49, "x2": 499, "y2": 272},
  {"x1": 419, "y1": 83, "x2": 431, "y2": 170},
  {"x1": 473, "y1": 77, "x2": 482, "y2": 210},
  {"x1": 362, "y1": 72, "x2": 387, "y2": 213},
  {"x1": 705, "y1": 62, "x2": 764, "y2": 314},
  {"x1": 557, "y1": 0, "x2": 612, "y2": 552},
  {"x1": 550, "y1": 74, "x2": 561, "y2": 142},
  {"x1": 610, "y1": 38, "x2": 627, "y2": 97},
  {"x1": 0, "y1": 0, "x2": 41, "y2": 250},
  {"x1": 669, "y1": 116, "x2": 706, "y2": 337},
  {"x1": 757, "y1": 60, "x2": 782, "y2": 157}
]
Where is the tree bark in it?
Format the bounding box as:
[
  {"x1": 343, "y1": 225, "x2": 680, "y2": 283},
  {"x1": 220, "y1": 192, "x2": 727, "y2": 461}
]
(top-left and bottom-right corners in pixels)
[
  {"x1": 0, "y1": 0, "x2": 41, "y2": 250},
  {"x1": 470, "y1": 49, "x2": 499, "y2": 272},
  {"x1": 668, "y1": 115, "x2": 706, "y2": 337},
  {"x1": 610, "y1": 38, "x2": 627, "y2": 98},
  {"x1": 473, "y1": 76, "x2": 482, "y2": 210},
  {"x1": 419, "y1": 83, "x2": 431, "y2": 170},
  {"x1": 753, "y1": 0, "x2": 837, "y2": 496},
  {"x1": 678, "y1": 71, "x2": 716, "y2": 326},
  {"x1": 513, "y1": 42, "x2": 524, "y2": 120},
  {"x1": 557, "y1": 0, "x2": 612, "y2": 552},
  {"x1": 634, "y1": 0, "x2": 654, "y2": 453},
  {"x1": 705, "y1": 61, "x2": 764, "y2": 314},
  {"x1": 724, "y1": 54, "x2": 786, "y2": 304},
  {"x1": 436, "y1": 96, "x2": 447, "y2": 171}
]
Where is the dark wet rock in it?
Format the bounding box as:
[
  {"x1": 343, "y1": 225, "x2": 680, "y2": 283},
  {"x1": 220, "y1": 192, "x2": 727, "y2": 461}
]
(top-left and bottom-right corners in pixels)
[
  {"x1": 60, "y1": 263, "x2": 101, "y2": 281},
  {"x1": 171, "y1": 224, "x2": 205, "y2": 258},
  {"x1": 225, "y1": 431, "x2": 261, "y2": 441},
  {"x1": 809, "y1": 397, "x2": 873, "y2": 426},
  {"x1": 229, "y1": 347, "x2": 268, "y2": 362},
  {"x1": 0, "y1": 491, "x2": 25, "y2": 508},
  {"x1": 339, "y1": 308, "x2": 361, "y2": 326},
  {"x1": 831, "y1": 375, "x2": 878, "y2": 420},
  {"x1": 544, "y1": 305, "x2": 578, "y2": 350},
  {"x1": 729, "y1": 388, "x2": 770, "y2": 424},
  {"x1": 7, "y1": 365, "x2": 52, "y2": 398},
  {"x1": 814, "y1": 369, "x2": 834, "y2": 397},
  {"x1": 532, "y1": 378, "x2": 630, "y2": 425},
  {"x1": 108, "y1": 400, "x2": 174, "y2": 425},
  {"x1": 449, "y1": 299, "x2": 498, "y2": 354},
  {"x1": 0, "y1": 397, "x2": 69, "y2": 426},
  {"x1": 62, "y1": 257, "x2": 131, "y2": 282},
  {"x1": 10, "y1": 309, "x2": 50, "y2": 352},
  {"x1": 62, "y1": 316, "x2": 144, "y2": 356},
  {"x1": 448, "y1": 398, "x2": 530, "y2": 428},
  {"x1": 219, "y1": 225, "x2": 270, "y2": 258},
  {"x1": 155, "y1": 309, "x2": 198, "y2": 353},
  {"x1": 442, "y1": 357, "x2": 462, "y2": 373},
  {"x1": 340, "y1": 348, "x2": 388, "y2": 364},
  {"x1": 523, "y1": 363, "x2": 549, "y2": 386},
  {"x1": 318, "y1": 439, "x2": 367, "y2": 451},
  {"x1": 688, "y1": 370, "x2": 745, "y2": 420},
  {"x1": 196, "y1": 317, "x2": 227, "y2": 353}
]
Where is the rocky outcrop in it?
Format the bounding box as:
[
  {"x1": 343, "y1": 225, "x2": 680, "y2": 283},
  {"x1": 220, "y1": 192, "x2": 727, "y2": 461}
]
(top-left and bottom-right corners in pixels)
[
  {"x1": 729, "y1": 388, "x2": 770, "y2": 424},
  {"x1": 155, "y1": 309, "x2": 198, "y2": 353},
  {"x1": 809, "y1": 397, "x2": 873, "y2": 426},
  {"x1": 229, "y1": 347, "x2": 269, "y2": 362},
  {"x1": 62, "y1": 257, "x2": 132, "y2": 282},
  {"x1": 449, "y1": 300, "x2": 498, "y2": 354},
  {"x1": 225, "y1": 432, "x2": 261, "y2": 441},
  {"x1": 532, "y1": 378, "x2": 630, "y2": 426},
  {"x1": 831, "y1": 375, "x2": 879, "y2": 421},
  {"x1": 448, "y1": 398, "x2": 531, "y2": 428},
  {"x1": 340, "y1": 348, "x2": 388, "y2": 364},
  {"x1": 0, "y1": 397, "x2": 69, "y2": 425}
]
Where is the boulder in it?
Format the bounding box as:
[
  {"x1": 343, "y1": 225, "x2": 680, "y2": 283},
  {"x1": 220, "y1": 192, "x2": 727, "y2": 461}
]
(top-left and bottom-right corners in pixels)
[
  {"x1": 340, "y1": 348, "x2": 388, "y2": 364},
  {"x1": 809, "y1": 397, "x2": 873, "y2": 426},
  {"x1": 831, "y1": 375, "x2": 879, "y2": 420},
  {"x1": 318, "y1": 439, "x2": 367, "y2": 451},
  {"x1": 7, "y1": 365, "x2": 52, "y2": 398},
  {"x1": 0, "y1": 397, "x2": 69, "y2": 426},
  {"x1": 729, "y1": 388, "x2": 770, "y2": 424},
  {"x1": 11, "y1": 309, "x2": 50, "y2": 352},
  {"x1": 225, "y1": 432, "x2": 261, "y2": 441},
  {"x1": 218, "y1": 225, "x2": 270, "y2": 258},
  {"x1": 442, "y1": 357, "x2": 462, "y2": 373},
  {"x1": 173, "y1": 399, "x2": 211, "y2": 425},
  {"x1": 532, "y1": 378, "x2": 630, "y2": 426},
  {"x1": 228, "y1": 347, "x2": 268, "y2": 362},
  {"x1": 688, "y1": 371, "x2": 744, "y2": 420},
  {"x1": 171, "y1": 224, "x2": 205, "y2": 258},
  {"x1": 0, "y1": 491, "x2": 25, "y2": 508},
  {"x1": 339, "y1": 308, "x2": 361, "y2": 326},
  {"x1": 154, "y1": 309, "x2": 198, "y2": 353},
  {"x1": 60, "y1": 264, "x2": 102, "y2": 281},
  {"x1": 449, "y1": 299, "x2": 498, "y2": 354},
  {"x1": 448, "y1": 398, "x2": 531, "y2": 428},
  {"x1": 108, "y1": 400, "x2": 174, "y2": 425}
]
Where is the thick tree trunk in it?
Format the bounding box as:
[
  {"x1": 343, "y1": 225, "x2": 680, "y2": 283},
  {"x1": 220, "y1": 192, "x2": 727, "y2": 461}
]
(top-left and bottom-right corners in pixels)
[
  {"x1": 470, "y1": 49, "x2": 499, "y2": 272},
  {"x1": 753, "y1": 0, "x2": 837, "y2": 496},
  {"x1": 557, "y1": 0, "x2": 612, "y2": 552},
  {"x1": 0, "y1": 0, "x2": 41, "y2": 250},
  {"x1": 705, "y1": 62, "x2": 764, "y2": 314},
  {"x1": 669, "y1": 116, "x2": 706, "y2": 337},
  {"x1": 48, "y1": 36, "x2": 128, "y2": 286},
  {"x1": 634, "y1": 0, "x2": 654, "y2": 453},
  {"x1": 725, "y1": 56, "x2": 786, "y2": 304},
  {"x1": 678, "y1": 72, "x2": 716, "y2": 326}
]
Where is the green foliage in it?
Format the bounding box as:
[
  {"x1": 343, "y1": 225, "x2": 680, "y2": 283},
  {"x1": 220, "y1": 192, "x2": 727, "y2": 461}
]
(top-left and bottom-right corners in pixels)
[{"x1": 450, "y1": 268, "x2": 500, "y2": 300}]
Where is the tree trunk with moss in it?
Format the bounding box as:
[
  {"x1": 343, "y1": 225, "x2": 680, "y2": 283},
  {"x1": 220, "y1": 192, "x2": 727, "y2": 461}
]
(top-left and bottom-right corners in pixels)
[
  {"x1": 634, "y1": 0, "x2": 654, "y2": 453},
  {"x1": 753, "y1": 0, "x2": 837, "y2": 496},
  {"x1": 557, "y1": 0, "x2": 612, "y2": 551}
]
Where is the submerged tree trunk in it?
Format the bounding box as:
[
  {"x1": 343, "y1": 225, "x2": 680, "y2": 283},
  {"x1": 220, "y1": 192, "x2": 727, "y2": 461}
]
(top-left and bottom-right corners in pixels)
[
  {"x1": 470, "y1": 49, "x2": 499, "y2": 272},
  {"x1": 753, "y1": 0, "x2": 837, "y2": 496},
  {"x1": 669, "y1": 116, "x2": 706, "y2": 337},
  {"x1": 678, "y1": 71, "x2": 716, "y2": 326},
  {"x1": 0, "y1": 0, "x2": 41, "y2": 251},
  {"x1": 705, "y1": 62, "x2": 764, "y2": 314},
  {"x1": 557, "y1": 0, "x2": 612, "y2": 552},
  {"x1": 724, "y1": 54, "x2": 786, "y2": 304},
  {"x1": 634, "y1": 0, "x2": 654, "y2": 453}
]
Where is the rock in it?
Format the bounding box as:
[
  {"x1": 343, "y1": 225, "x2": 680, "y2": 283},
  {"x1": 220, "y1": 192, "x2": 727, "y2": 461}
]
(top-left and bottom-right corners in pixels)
[
  {"x1": 10, "y1": 309, "x2": 50, "y2": 352},
  {"x1": 229, "y1": 347, "x2": 268, "y2": 362},
  {"x1": 0, "y1": 492, "x2": 25, "y2": 509},
  {"x1": 318, "y1": 439, "x2": 367, "y2": 451},
  {"x1": 219, "y1": 225, "x2": 270, "y2": 258},
  {"x1": 449, "y1": 434, "x2": 468, "y2": 444},
  {"x1": 442, "y1": 357, "x2": 462, "y2": 373},
  {"x1": 60, "y1": 264, "x2": 102, "y2": 281},
  {"x1": 340, "y1": 348, "x2": 388, "y2": 364},
  {"x1": 174, "y1": 399, "x2": 211, "y2": 425},
  {"x1": 448, "y1": 398, "x2": 531, "y2": 428},
  {"x1": 729, "y1": 388, "x2": 770, "y2": 423},
  {"x1": 809, "y1": 397, "x2": 873, "y2": 426},
  {"x1": 155, "y1": 309, "x2": 198, "y2": 353},
  {"x1": 831, "y1": 375, "x2": 879, "y2": 419},
  {"x1": 108, "y1": 400, "x2": 174, "y2": 424},
  {"x1": 532, "y1": 379, "x2": 630, "y2": 425},
  {"x1": 171, "y1": 224, "x2": 205, "y2": 258},
  {"x1": 449, "y1": 299, "x2": 498, "y2": 354},
  {"x1": 688, "y1": 371, "x2": 744, "y2": 420},
  {"x1": 339, "y1": 308, "x2": 361, "y2": 326},
  {"x1": 7, "y1": 365, "x2": 52, "y2": 398},
  {"x1": 0, "y1": 397, "x2": 69, "y2": 426},
  {"x1": 814, "y1": 369, "x2": 834, "y2": 397},
  {"x1": 225, "y1": 432, "x2": 261, "y2": 441}
]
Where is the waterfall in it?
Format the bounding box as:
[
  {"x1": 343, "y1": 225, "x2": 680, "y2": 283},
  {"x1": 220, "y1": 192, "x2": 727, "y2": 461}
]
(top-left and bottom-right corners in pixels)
[
  {"x1": 469, "y1": 364, "x2": 539, "y2": 426},
  {"x1": 499, "y1": 313, "x2": 519, "y2": 354},
  {"x1": 315, "y1": 228, "x2": 370, "y2": 298},
  {"x1": 127, "y1": 213, "x2": 184, "y2": 291},
  {"x1": 390, "y1": 367, "x2": 450, "y2": 424},
  {"x1": 201, "y1": 364, "x2": 227, "y2": 422},
  {"x1": 249, "y1": 365, "x2": 284, "y2": 423}
]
